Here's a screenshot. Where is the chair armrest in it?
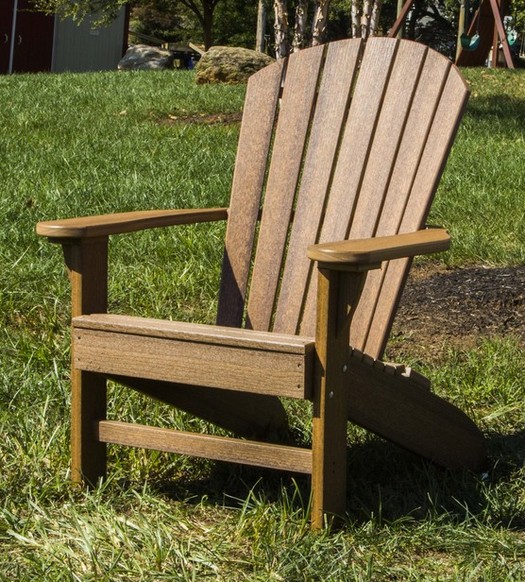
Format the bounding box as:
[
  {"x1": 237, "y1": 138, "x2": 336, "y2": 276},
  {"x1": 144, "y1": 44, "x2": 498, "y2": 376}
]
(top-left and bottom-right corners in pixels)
[
  {"x1": 36, "y1": 207, "x2": 228, "y2": 240},
  {"x1": 307, "y1": 228, "x2": 450, "y2": 270}
]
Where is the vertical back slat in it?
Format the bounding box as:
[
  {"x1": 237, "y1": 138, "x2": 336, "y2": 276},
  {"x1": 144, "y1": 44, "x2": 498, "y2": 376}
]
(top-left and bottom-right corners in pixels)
[
  {"x1": 246, "y1": 45, "x2": 325, "y2": 331},
  {"x1": 347, "y1": 46, "x2": 451, "y2": 355},
  {"x1": 217, "y1": 38, "x2": 469, "y2": 363},
  {"x1": 363, "y1": 62, "x2": 469, "y2": 357},
  {"x1": 346, "y1": 42, "x2": 428, "y2": 240},
  {"x1": 216, "y1": 61, "x2": 284, "y2": 327},
  {"x1": 273, "y1": 39, "x2": 363, "y2": 335},
  {"x1": 299, "y1": 38, "x2": 399, "y2": 337}
]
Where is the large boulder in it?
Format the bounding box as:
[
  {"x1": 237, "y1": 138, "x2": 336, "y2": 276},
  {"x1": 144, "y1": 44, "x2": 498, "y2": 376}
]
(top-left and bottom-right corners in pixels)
[
  {"x1": 195, "y1": 46, "x2": 273, "y2": 84},
  {"x1": 118, "y1": 45, "x2": 174, "y2": 71}
]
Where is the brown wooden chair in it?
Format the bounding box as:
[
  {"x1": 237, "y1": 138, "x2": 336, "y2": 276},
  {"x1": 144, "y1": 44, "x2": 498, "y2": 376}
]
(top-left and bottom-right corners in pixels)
[{"x1": 37, "y1": 38, "x2": 486, "y2": 529}]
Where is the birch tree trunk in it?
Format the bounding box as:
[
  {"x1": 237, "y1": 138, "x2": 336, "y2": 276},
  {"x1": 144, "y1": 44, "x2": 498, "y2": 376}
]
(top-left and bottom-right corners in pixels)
[
  {"x1": 351, "y1": 0, "x2": 361, "y2": 37},
  {"x1": 292, "y1": 0, "x2": 308, "y2": 52},
  {"x1": 273, "y1": 0, "x2": 289, "y2": 59},
  {"x1": 361, "y1": 0, "x2": 373, "y2": 39},
  {"x1": 352, "y1": 0, "x2": 382, "y2": 38},
  {"x1": 369, "y1": 0, "x2": 383, "y2": 36},
  {"x1": 312, "y1": 0, "x2": 331, "y2": 46},
  {"x1": 256, "y1": 0, "x2": 267, "y2": 52}
]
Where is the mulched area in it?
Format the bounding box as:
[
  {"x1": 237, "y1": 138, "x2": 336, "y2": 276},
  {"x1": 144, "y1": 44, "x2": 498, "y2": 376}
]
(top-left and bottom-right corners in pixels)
[{"x1": 389, "y1": 263, "x2": 525, "y2": 361}]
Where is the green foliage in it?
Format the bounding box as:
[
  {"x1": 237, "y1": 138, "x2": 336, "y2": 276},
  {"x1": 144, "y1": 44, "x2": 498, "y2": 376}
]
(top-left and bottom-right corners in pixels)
[
  {"x1": 130, "y1": 0, "x2": 258, "y2": 47},
  {"x1": 130, "y1": 0, "x2": 192, "y2": 42},
  {"x1": 32, "y1": 0, "x2": 128, "y2": 25},
  {"x1": 214, "y1": 0, "x2": 258, "y2": 47}
]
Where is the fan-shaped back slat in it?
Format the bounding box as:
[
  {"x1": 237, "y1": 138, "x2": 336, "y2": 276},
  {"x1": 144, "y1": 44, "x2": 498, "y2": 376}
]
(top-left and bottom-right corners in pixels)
[
  {"x1": 348, "y1": 48, "x2": 456, "y2": 356},
  {"x1": 245, "y1": 45, "x2": 325, "y2": 331},
  {"x1": 362, "y1": 60, "x2": 469, "y2": 357},
  {"x1": 217, "y1": 38, "x2": 469, "y2": 361},
  {"x1": 273, "y1": 40, "x2": 363, "y2": 335},
  {"x1": 216, "y1": 60, "x2": 285, "y2": 327},
  {"x1": 299, "y1": 38, "x2": 399, "y2": 336}
]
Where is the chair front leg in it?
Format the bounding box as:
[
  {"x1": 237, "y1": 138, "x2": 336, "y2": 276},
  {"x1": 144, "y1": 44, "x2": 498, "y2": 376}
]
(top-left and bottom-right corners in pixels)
[
  {"x1": 311, "y1": 267, "x2": 368, "y2": 529},
  {"x1": 61, "y1": 237, "x2": 109, "y2": 486}
]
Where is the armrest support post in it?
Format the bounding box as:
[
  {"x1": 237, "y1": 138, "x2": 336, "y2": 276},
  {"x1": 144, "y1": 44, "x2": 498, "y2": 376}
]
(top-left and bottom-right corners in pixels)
[
  {"x1": 62, "y1": 237, "x2": 109, "y2": 317},
  {"x1": 61, "y1": 236, "x2": 108, "y2": 485},
  {"x1": 311, "y1": 266, "x2": 368, "y2": 529}
]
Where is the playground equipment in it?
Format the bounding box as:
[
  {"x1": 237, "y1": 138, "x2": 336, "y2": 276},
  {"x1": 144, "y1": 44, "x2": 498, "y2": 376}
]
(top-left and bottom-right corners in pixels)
[
  {"x1": 459, "y1": 0, "x2": 481, "y2": 52},
  {"x1": 388, "y1": 0, "x2": 515, "y2": 68}
]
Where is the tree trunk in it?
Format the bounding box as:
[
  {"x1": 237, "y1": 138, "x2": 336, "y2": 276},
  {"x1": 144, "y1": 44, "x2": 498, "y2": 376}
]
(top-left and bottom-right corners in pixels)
[
  {"x1": 292, "y1": 0, "x2": 308, "y2": 52},
  {"x1": 180, "y1": 0, "x2": 217, "y2": 51},
  {"x1": 406, "y1": 0, "x2": 420, "y2": 40},
  {"x1": 351, "y1": 0, "x2": 361, "y2": 37},
  {"x1": 256, "y1": 0, "x2": 267, "y2": 52},
  {"x1": 369, "y1": 0, "x2": 383, "y2": 36},
  {"x1": 312, "y1": 0, "x2": 331, "y2": 46},
  {"x1": 273, "y1": 0, "x2": 289, "y2": 59},
  {"x1": 361, "y1": 0, "x2": 373, "y2": 39},
  {"x1": 202, "y1": 2, "x2": 214, "y2": 50}
]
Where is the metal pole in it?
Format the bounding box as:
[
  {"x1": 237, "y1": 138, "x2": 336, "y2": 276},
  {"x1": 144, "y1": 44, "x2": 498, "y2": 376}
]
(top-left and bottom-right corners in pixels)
[{"x1": 8, "y1": 0, "x2": 19, "y2": 74}]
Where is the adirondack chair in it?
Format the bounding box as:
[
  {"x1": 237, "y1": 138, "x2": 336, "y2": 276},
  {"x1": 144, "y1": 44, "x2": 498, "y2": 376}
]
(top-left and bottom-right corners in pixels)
[{"x1": 37, "y1": 38, "x2": 486, "y2": 529}]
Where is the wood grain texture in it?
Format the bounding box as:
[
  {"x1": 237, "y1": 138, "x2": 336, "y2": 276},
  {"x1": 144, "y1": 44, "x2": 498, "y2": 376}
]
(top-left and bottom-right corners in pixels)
[
  {"x1": 347, "y1": 42, "x2": 428, "y2": 241},
  {"x1": 73, "y1": 321, "x2": 314, "y2": 399},
  {"x1": 346, "y1": 356, "x2": 486, "y2": 471},
  {"x1": 299, "y1": 38, "x2": 399, "y2": 337},
  {"x1": 311, "y1": 268, "x2": 367, "y2": 529},
  {"x1": 362, "y1": 54, "x2": 469, "y2": 358},
  {"x1": 216, "y1": 60, "x2": 285, "y2": 327},
  {"x1": 348, "y1": 49, "x2": 454, "y2": 356},
  {"x1": 74, "y1": 314, "x2": 315, "y2": 353},
  {"x1": 273, "y1": 39, "x2": 363, "y2": 335},
  {"x1": 36, "y1": 208, "x2": 228, "y2": 239},
  {"x1": 63, "y1": 238, "x2": 109, "y2": 485},
  {"x1": 246, "y1": 44, "x2": 325, "y2": 331},
  {"x1": 307, "y1": 228, "x2": 450, "y2": 266},
  {"x1": 98, "y1": 421, "x2": 312, "y2": 474}
]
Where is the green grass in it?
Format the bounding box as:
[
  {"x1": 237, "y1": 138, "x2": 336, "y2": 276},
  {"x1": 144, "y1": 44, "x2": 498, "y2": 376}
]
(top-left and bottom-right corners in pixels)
[
  {"x1": 434, "y1": 68, "x2": 525, "y2": 265},
  {"x1": 1, "y1": 68, "x2": 525, "y2": 580}
]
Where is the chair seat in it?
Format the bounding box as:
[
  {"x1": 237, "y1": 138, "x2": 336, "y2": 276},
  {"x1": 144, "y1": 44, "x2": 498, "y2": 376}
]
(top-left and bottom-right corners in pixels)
[{"x1": 73, "y1": 314, "x2": 315, "y2": 399}]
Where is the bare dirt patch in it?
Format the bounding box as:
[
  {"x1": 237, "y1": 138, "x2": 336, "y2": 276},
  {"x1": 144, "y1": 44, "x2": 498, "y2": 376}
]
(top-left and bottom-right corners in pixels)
[{"x1": 389, "y1": 264, "x2": 525, "y2": 362}]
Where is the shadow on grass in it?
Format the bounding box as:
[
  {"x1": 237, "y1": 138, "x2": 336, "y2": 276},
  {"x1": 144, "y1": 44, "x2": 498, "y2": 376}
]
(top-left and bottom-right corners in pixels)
[
  {"x1": 467, "y1": 95, "x2": 525, "y2": 126},
  {"x1": 140, "y1": 428, "x2": 525, "y2": 529}
]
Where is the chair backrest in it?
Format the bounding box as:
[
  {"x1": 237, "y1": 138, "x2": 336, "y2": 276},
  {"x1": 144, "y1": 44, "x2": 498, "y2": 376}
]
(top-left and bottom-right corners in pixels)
[{"x1": 216, "y1": 38, "x2": 469, "y2": 360}]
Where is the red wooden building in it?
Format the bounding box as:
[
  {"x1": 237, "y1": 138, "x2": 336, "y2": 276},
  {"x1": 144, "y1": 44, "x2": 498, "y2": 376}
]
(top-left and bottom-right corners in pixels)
[{"x1": 1, "y1": 0, "x2": 129, "y2": 74}]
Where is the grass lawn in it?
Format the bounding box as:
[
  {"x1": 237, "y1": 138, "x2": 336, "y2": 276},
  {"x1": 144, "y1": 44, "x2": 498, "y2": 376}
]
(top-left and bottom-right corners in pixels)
[{"x1": 0, "y1": 65, "x2": 524, "y2": 580}]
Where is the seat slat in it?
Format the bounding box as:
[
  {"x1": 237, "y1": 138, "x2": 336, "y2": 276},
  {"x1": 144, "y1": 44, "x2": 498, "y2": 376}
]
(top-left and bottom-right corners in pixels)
[
  {"x1": 246, "y1": 45, "x2": 325, "y2": 331},
  {"x1": 273, "y1": 39, "x2": 363, "y2": 335},
  {"x1": 98, "y1": 421, "x2": 313, "y2": 474},
  {"x1": 74, "y1": 314, "x2": 314, "y2": 353}
]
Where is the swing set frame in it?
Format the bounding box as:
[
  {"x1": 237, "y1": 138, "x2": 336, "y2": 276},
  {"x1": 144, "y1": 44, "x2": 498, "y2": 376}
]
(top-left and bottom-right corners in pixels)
[{"x1": 387, "y1": 0, "x2": 515, "y2": 68}]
